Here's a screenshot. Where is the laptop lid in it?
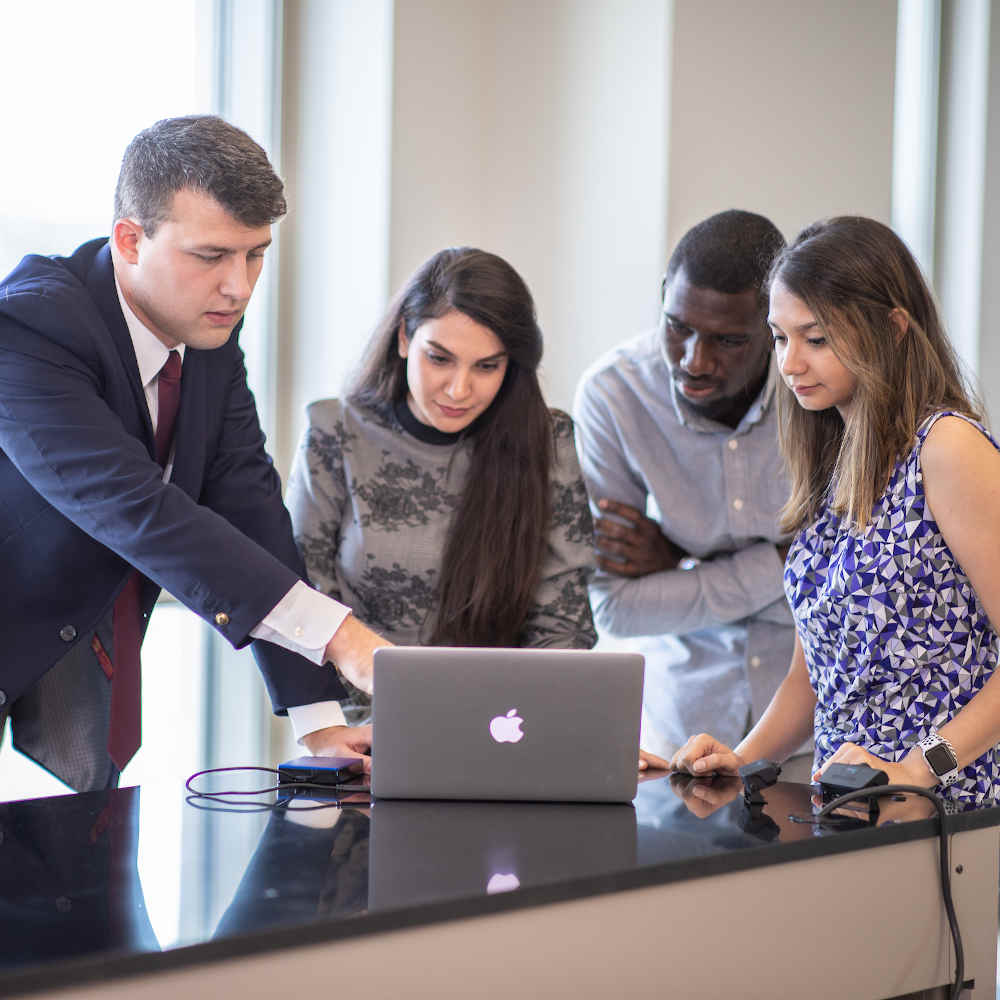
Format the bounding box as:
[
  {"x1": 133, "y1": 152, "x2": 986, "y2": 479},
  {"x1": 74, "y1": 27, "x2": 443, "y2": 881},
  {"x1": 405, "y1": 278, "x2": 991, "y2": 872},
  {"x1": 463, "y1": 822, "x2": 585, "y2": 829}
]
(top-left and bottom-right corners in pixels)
[{"x1": 370, "y1": 647, "x2": 644, "y2": 803}]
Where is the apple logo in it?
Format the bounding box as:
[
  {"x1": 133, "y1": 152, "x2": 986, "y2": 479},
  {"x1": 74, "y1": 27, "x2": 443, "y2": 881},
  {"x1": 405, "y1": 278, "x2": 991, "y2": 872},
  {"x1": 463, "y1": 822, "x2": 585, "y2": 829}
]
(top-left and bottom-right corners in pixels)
[
  {"x1": 489, "y1": 708, "x2": 524, "y2": 744},
  {"x1": 486, "y1": 872, "x2": 521, "y2": 894}
]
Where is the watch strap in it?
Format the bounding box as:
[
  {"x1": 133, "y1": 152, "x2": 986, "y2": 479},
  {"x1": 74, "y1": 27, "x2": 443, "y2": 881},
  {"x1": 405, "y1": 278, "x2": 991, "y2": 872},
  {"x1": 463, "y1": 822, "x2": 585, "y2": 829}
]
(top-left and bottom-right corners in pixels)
[{"x1": 917, "y1": 730, "x2": 961, "y2": 787}]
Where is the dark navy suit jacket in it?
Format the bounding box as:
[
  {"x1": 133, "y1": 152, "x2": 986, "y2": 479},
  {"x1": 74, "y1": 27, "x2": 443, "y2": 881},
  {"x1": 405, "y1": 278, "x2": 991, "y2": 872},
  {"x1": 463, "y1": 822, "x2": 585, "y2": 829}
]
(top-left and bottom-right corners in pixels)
[{"x1": 0, "y1": 238, "x2": 347, "y2": 712}]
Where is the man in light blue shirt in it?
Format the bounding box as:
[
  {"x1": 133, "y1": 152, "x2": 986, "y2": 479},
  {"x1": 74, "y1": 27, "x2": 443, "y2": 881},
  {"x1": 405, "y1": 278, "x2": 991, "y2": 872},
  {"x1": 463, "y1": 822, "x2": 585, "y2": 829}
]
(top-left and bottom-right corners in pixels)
[{"x1": 574, "y1": 210, "x2": 810, "y2": 777}]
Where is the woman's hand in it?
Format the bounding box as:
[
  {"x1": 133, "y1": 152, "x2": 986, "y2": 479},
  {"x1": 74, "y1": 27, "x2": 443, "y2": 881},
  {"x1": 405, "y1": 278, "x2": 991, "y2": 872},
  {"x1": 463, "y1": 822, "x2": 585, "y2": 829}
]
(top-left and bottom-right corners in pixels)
[
  {"x1": 813, "y1": 742, "x2": 935, "y2": 788},
  {"x1": 668, "y1": 733, "x2": 745, "y2": 776}
]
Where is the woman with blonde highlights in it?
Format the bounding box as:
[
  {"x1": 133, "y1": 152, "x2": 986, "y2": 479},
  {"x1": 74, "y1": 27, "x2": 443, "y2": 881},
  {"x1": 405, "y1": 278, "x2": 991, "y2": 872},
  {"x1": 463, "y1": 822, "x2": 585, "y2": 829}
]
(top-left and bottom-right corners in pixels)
[{"x1": 669, "y1": 217, "x2": 1000, "y2": 805}]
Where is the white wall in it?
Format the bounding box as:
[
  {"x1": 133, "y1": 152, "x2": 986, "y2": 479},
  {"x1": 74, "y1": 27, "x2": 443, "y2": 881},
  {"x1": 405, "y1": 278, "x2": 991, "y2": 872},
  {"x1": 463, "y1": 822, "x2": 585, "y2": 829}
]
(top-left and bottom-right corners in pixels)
[
  {"x1": 276, "y1": 0, "x2": 900, "y2": 434},
  {"x1": 389, "y1": 0, "x2": 671, "y2": 413},
  {"x1": 668, "y1": 0, "x2": 897, "y2": 248},
  {"x1": 384, "y1": 0, "x2": 899, "y2": 416}
]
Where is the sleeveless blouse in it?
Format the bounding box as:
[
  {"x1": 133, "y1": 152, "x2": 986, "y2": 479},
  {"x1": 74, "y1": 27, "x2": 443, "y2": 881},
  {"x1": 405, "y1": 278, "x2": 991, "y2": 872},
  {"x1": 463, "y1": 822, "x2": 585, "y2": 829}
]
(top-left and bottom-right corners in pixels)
[{"x1": 784, "y1": 412, "x2": 1000, "y2": 806}]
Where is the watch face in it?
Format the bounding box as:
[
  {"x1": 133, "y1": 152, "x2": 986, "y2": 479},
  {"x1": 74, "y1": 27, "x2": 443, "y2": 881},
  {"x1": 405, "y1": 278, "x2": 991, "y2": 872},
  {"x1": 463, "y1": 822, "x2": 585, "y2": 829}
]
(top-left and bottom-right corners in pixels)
[{"x1": 924, "y1": 742, "x2": 958, "y2": 776}]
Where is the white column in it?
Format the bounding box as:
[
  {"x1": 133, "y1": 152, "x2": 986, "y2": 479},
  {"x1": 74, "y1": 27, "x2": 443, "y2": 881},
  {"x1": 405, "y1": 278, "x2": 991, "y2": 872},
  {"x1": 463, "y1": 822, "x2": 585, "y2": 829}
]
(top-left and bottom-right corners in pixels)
[
  {"x1": 277, "y1": 0, "x2": 395, "y2": 473},
  {"x1": 668, "y1": 0, "x2": 898, "y2": 247}
]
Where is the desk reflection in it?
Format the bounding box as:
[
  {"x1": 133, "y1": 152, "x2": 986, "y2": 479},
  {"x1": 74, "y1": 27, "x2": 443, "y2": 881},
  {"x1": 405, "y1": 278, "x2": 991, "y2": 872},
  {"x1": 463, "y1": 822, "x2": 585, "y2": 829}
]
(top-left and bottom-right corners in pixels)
[
  {"x1": 0, "y1": 787, "x2": 158, "y2": 972},
  {"x1": 216, "y1": 796, "x2": 637, "y2": 936}
]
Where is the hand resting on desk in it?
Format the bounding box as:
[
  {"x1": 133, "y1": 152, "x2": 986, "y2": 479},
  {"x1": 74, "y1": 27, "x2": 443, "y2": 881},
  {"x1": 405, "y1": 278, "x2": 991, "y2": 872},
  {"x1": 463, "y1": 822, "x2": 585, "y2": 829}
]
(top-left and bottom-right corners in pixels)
[
  {"x1": 302, "y1": 723, "x2": 373, "y2": 774},
  {"x1": 812, "y1": 740, "x2": 937, "y2": 789},
  {"x1": 667, "y1": 732, "x2": 746, "y2": 776}
]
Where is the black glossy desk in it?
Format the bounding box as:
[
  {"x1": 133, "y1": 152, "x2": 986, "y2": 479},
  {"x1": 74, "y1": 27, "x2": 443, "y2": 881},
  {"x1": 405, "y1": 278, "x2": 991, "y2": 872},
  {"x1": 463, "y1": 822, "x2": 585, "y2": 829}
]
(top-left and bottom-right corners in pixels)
[{"x1": 2, "y1": 774, "x2": 998, "y2": 999}]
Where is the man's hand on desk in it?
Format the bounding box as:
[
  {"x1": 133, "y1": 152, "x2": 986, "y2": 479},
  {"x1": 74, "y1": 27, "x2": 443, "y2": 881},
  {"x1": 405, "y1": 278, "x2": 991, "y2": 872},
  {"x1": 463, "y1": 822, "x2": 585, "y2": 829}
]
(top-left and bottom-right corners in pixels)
[
  {"x1": 594, "y1": 499, "x2": 687, "y2": 578},
  {"x1": 324, "y1": 614, "x2": 393, "y2": 695},
  {"x1": 302, "y1": 723, "x2": 373, "y2": 774}
]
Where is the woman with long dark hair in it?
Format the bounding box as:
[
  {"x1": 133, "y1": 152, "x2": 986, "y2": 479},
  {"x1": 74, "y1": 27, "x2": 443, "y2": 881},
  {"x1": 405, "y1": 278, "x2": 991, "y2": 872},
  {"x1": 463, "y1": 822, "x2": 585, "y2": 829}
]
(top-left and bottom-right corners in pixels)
[
  {"x1": 669, "y1": 217, "x2": 1000, "y2": 805},
  {"x1": 286, "y1": 247, "x2": 597, "y2": 723}
]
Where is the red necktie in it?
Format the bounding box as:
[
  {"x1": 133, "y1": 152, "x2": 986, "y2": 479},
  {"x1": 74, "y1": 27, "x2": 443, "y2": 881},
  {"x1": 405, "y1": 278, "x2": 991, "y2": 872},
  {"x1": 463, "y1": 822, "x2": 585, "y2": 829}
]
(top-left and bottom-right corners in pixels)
[{"x1": 108, "y1": 350, "x2": 183, "y2": 771}]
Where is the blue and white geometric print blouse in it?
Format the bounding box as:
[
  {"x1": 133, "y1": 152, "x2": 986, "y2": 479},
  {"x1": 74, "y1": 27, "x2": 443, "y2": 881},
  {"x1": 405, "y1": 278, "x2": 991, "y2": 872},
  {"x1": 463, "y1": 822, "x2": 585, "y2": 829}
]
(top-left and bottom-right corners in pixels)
[{"x1": 784, "y1": 411, "x2": 1000, "y2": 806}]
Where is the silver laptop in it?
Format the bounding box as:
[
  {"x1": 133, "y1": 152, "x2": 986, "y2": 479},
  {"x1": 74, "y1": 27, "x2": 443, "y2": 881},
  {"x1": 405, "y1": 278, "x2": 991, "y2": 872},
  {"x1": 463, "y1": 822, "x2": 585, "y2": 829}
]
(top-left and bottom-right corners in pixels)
[{"x1": 370, "y1": 647, "x2": 644, "y2": 803}]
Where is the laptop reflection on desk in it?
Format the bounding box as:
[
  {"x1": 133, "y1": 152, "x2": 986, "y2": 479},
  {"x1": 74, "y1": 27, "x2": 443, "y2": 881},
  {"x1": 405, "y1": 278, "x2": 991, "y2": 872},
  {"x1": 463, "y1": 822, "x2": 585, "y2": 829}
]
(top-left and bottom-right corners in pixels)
[{"x1": 368, "y1": 799, "x2": 637, "y2": 911}]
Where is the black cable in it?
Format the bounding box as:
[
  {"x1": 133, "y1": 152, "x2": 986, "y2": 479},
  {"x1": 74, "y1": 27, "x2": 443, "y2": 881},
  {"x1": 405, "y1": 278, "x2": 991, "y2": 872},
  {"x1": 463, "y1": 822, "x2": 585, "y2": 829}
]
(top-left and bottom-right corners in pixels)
[
  {"x1": 184, "y1": 765, "x2": 371, "y2": 813},
  {"x1": 813, "y1": 785, "x2": 964, "y2": 1000}
]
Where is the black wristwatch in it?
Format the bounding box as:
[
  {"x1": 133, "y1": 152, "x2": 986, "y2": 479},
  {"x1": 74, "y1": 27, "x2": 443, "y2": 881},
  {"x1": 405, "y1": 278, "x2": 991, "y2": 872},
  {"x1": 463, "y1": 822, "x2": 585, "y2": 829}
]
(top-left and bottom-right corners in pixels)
[{"x1": 917, "y1": 730, "x2": 961, "y2": 787}]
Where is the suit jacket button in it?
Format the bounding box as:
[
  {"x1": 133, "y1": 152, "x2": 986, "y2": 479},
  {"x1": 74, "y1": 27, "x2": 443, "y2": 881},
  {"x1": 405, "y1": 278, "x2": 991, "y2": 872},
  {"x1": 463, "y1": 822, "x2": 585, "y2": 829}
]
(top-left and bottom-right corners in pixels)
[
  {"x1": 59, "y1": 625, "x2": 77, "y2": 642},
  {"x1": 215, "y1": 613, "x2": 230, "y2": 627},
  {"x1": 0, "y1": 690, "x2": 7, "y2": 706}
]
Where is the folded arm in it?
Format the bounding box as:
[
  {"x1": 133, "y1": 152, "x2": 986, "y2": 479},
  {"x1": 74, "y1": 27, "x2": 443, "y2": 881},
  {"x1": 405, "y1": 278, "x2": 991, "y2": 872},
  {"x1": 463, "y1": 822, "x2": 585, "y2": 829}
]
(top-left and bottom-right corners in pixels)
[{"x1": 573, "y1": 374, "x2": 788, "y2": 637}]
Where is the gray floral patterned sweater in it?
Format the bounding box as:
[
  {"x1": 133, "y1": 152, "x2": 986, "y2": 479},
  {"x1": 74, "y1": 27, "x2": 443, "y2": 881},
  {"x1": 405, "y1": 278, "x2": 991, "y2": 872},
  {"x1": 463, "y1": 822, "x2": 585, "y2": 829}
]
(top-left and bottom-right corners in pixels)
[{"x1": 286, "y1": 397, "x2": 598, "y2": 720}]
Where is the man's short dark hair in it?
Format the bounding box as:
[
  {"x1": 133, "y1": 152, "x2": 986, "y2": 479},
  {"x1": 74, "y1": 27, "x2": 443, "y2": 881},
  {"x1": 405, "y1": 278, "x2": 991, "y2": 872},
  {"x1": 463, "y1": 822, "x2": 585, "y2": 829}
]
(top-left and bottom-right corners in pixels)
[
  {"x1": 663, "y1": 209, "x2": 785, "y2": 307},
  {"x1": 113, "y1": 115, "x2": 286, "y2": 235}
]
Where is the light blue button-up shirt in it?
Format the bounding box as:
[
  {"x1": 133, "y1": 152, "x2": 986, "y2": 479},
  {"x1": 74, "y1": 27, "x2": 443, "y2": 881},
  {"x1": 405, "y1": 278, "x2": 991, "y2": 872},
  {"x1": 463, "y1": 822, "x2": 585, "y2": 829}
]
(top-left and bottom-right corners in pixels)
[{"x1": 573, "y1": 328, "x2": 804, "y2": 756}]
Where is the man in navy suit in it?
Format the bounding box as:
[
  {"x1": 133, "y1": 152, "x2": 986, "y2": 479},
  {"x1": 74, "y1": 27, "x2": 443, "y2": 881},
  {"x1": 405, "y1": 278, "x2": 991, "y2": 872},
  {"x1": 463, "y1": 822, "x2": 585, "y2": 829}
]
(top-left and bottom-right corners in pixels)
[{"x1": 0, "y1": 116, "x2": 384, "y2": 792}]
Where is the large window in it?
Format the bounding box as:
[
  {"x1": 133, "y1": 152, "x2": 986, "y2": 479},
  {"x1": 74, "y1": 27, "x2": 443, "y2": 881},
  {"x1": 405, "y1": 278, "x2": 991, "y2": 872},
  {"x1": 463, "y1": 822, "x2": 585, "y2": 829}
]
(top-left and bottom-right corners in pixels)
[
  {"x1": 0, "y1": 0, "x2": 282, "y2": 809},
  {"x1": 0, "y1": 0, "x2": 289, "y2": 946},
  {"x1": 0, "y1": 0, "x2": 215, "y2": 803},
  {"x1": 0, "y1": 1, "x2": 213, "y2": 277}
]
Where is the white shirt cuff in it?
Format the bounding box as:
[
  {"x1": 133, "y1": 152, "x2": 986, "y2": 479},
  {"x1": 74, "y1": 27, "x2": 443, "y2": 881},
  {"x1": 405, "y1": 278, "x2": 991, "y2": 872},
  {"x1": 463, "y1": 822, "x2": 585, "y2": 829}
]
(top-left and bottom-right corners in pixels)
[
  {"x1": 250, "y1": 580, "x2": 351, "y2": 665},
  {"x1": 287, "y1": 701, "x2": 348, "y2": 743},
  {"x1": 284, "y1": 801, "x2": 349, "y2": 829}
]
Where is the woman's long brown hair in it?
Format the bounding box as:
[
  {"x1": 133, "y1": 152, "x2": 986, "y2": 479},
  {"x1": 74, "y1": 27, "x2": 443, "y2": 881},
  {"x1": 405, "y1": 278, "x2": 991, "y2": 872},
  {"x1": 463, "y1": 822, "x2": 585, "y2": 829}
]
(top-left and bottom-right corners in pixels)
[
  {"x1": 771, "y1": 217, "x2": 978, "y2": 535},
  {"x1": 349, "y1": 247, "x2": 552, "y2": 646}
]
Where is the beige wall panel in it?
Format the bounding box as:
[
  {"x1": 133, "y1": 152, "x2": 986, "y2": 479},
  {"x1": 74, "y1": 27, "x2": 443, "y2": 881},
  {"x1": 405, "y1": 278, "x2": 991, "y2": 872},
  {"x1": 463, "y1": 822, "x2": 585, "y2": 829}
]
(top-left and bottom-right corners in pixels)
[{"x1": 668, "y1": 0, "x2": 897, "y2": 246}]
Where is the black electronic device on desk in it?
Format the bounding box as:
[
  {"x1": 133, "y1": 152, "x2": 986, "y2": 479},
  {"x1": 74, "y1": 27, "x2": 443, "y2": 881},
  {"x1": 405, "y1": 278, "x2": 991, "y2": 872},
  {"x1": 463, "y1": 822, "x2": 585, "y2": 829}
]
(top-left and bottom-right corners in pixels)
[
  {"x1": 277, "y1": 756, "x2": 367, "y2": 788},
  {"x1": 737, "y1": 758, "x2": 782, "y2": 808},
  {"x1": 276, "y1": 756, "x2": 370, "y2": 804},
  {"x1": 818, "y1": 763, "x2": 888, "y2": 822}
]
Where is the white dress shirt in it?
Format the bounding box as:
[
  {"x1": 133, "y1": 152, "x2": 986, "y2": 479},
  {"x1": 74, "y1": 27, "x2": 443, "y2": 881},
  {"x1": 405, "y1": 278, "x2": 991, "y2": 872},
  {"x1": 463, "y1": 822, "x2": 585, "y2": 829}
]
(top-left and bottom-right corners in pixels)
[{"x1": 116, "y1": 282, "x2": 350, "y2": 738}]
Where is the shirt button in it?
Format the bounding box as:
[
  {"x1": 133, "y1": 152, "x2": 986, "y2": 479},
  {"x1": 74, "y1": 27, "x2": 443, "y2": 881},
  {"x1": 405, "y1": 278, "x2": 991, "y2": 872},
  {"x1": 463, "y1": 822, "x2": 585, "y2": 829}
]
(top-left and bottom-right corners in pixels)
[
  {"x1": 732, "y1": 498, "x2": 744, "y2": 511},
  {"x1": 750, "y1": 655, "x2": 761, "y2": 669},
  {"x1": 59, "y1": 625, "x2": 77, "y2": 642},
  {"x1": 294, "y1": 626, "x2": 304, "y2": 638},
  {"x1": 728, "y1": 439, "x2": 739, "y2": 451},
  {"x1": 215, "y1": 613, "x2": 230, "y2": 627}
]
